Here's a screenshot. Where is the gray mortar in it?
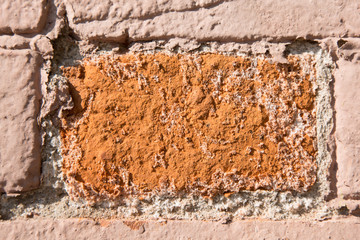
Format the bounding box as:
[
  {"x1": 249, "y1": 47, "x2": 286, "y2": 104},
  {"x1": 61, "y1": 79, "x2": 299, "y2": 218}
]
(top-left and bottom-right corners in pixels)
[{"x1": 0, "y1": 36, "x2": 336, "y2": 221}]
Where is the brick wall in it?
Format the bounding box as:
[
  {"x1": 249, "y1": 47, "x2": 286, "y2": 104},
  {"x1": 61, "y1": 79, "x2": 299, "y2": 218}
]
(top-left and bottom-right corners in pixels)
[{"x1": 0, "y1": 0, "x2": 360, "y2": 239}]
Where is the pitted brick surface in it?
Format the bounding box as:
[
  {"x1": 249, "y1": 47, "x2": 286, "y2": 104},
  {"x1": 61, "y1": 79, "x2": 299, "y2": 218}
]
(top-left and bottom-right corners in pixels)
[
  {"x1": 64, "y1": 0, "x2": 360, "y2": 41},
  {"x1": 0, "y1": 49, "x2": 41, "y2": 193},
  {"x1": 0, "y1": 0, "x2": 48, "y2": 34}
]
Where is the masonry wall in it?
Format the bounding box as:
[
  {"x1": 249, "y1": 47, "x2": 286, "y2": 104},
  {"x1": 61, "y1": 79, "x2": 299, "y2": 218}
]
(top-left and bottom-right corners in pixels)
[{"x1": 1, "y1": 0, "x2": 360, "y2": 239}]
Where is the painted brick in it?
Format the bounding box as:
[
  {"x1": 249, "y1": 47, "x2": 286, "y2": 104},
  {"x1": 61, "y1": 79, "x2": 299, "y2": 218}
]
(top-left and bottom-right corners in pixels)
[
  {"x1": 65, "y1": 0, "x2": 360, "y2": 41},
  {"x1": 335, "y1": 58, "x2": 360, "y2": 200},
  {"x1": 0, "y1": 49, "x2": 41, "y2": 193},
  {"x1": 0, "y1": 0, "x2": 48, "y2": 34},
  {"x1": 0, "y1": 218, "x2": 360, "y2": 240}
]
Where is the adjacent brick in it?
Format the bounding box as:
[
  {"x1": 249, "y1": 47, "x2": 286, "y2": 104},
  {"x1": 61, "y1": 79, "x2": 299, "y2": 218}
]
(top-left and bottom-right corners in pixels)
[
  {"x1": 335, "y1": 58, "x2": 360, "y2": 200},
  {"x1": 0, "y1": 35, "x2": 30, "y2": 50},
  {"x1": 0, "y1": 218, "x2": 360, "y2": 240},
  {"x1": 65, "y1": 0, "x2": 360, "y2": 41},
  {"x1": 0, "y1": 49, "x2": 41, "y2": 193},
  {"x1": 0, "y1": 0, "x2": 48, "y2": 34}
]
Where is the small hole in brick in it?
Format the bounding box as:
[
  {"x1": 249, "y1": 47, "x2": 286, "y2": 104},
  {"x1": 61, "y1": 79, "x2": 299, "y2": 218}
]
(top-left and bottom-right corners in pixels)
[
  {"x1": 337, "y1": 39, "x2": 347, "y2": 48},
  {"x1": 337, "y1": 206, "x2": 350, "y2": 215}
]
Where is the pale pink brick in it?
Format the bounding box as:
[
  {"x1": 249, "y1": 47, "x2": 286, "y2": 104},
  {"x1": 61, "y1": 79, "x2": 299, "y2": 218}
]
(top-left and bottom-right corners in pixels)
[
  {"x1": 335, "y1": 58, "x2": 360, "y2": 200},
  {"x1": 0, "y1": 49, "x2": 41, "y2": 193},
  {"x1": 0, "y1": 219, "x2": 360, "y2": 239},
  {"x1": 0, "y1": 0, "x2": 48, "y2": 34},
  {"x1": 65, "y1": 0, "x2": 360, "y2": 41}
]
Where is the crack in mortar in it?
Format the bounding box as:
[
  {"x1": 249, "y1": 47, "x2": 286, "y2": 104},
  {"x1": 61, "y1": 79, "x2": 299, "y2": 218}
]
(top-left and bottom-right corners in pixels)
[{"x1": 0, "y1": 24, "x2": 334, "y2": 220}]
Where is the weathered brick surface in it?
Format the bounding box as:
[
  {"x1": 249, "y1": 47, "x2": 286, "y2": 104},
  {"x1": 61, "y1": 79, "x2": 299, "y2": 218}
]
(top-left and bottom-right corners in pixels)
[
  {"x1": 65, "y1": 0, "x2": 360, "y2": 41},
  {"x1": 0, "y1": 218, "x2": 360, "y2": 240},
  {"x1": 1, "y1": 0, "x2": 360, "y2": 237},
  {"x1": 0, "y1": 49, "x2": 41, "y2": 193},
  {"x1": 0, "y1": 0, "x2": 48, "y2": 34},
  {"x1": 0, "y1": 35, "x2": 30, "y2": 50},
  {"x1": 335, "y1": 56, "x2": 360, "y2": 200}
]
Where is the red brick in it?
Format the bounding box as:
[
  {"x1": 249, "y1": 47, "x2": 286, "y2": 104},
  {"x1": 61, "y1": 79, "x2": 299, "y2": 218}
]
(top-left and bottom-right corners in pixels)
[{"x1": 60, "y1": 53, "x2": 318, "y2": 201}]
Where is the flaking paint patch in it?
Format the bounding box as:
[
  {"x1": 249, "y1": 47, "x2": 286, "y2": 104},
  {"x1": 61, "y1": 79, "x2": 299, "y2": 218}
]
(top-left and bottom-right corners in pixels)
[{"x1": 60, "y1": 52, "x2": 318, "y2": 202}]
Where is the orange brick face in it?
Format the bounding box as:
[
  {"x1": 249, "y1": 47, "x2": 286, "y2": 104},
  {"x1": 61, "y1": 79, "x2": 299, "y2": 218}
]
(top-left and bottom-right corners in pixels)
[{"x1": 60, "y1": 53, "x2": 317, "y2": 201}]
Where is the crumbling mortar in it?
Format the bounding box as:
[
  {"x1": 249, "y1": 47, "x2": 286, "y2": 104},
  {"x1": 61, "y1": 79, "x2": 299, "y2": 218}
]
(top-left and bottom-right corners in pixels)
[{"x1": 0, "y1": 22, "x2": 336, "y2": 220}]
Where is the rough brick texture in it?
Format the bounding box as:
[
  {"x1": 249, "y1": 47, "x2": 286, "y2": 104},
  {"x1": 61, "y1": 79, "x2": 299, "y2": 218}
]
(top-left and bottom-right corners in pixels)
[
  {"x1": 0, "y1": 0, "x2": 48, "y2": 34},
  {"x1": 65, "y1": 0, "x2": 360, "y2": 41},
  {"x1": 0, "y1": 49, "x2": 41, "y2": 193},
  {"x1": 60, "y1": 53, "x2": 318, "y2": 201},
  {"x1": 1, "y1": 0, "x2": 360, "y2": 238}
]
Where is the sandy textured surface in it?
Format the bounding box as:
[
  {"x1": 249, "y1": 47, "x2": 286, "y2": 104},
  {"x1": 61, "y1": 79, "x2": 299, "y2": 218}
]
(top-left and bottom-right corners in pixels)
[{"x1": 60, "y1": 52, "x2": 317, "y2": 202}]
